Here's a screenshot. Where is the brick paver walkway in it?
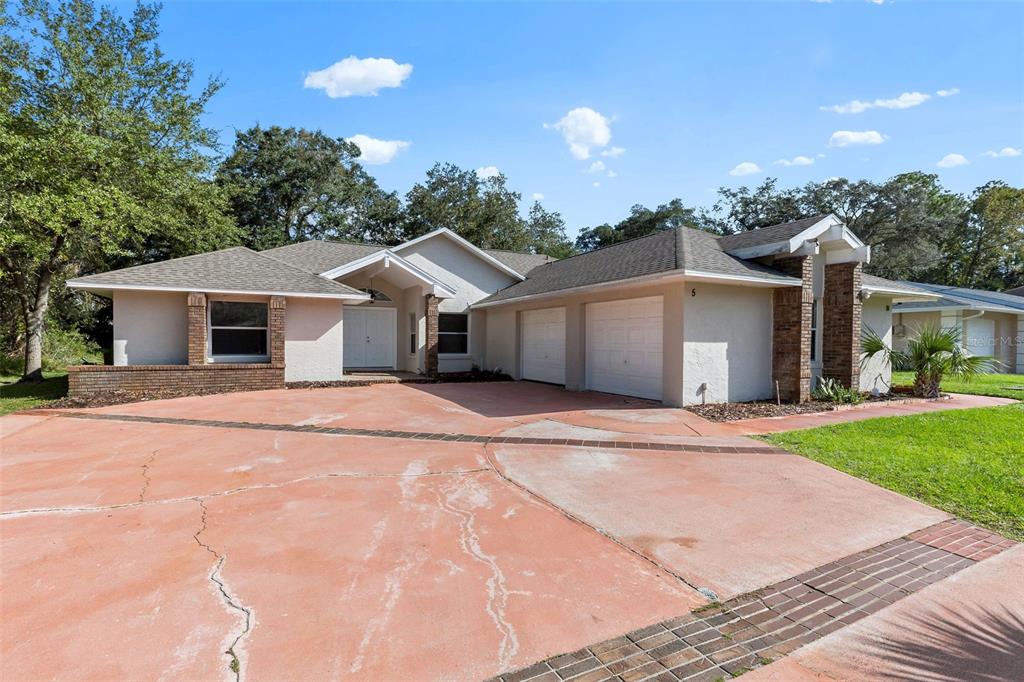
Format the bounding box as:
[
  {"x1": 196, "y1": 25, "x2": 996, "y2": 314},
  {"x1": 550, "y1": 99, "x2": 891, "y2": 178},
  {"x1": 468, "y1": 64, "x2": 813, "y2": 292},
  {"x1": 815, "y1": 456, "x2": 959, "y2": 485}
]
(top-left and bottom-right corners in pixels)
[
  {"x1": 46, "y1": 411, "x2": 786, "y2": 455},
  {"x1": 490, "y1": 520, "x2": 1017, "y2": 682}
]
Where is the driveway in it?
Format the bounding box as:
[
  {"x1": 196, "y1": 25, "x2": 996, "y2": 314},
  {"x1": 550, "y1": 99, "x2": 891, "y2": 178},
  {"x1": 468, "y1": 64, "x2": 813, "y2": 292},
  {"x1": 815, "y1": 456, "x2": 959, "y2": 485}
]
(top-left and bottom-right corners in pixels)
[{"x1": 0, "y1": 382, "x2": 1010, "y2": 681}]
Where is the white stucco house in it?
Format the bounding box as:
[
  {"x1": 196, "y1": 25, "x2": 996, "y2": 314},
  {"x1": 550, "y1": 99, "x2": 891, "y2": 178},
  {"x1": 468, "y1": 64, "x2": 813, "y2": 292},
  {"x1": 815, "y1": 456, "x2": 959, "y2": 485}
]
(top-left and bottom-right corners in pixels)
[
  {"x1": 66, "y1": 215, "x2": 938, "y2": 405},
  {"x1": 892, "y1": 283, "x2": 1024, "y2": 374}
]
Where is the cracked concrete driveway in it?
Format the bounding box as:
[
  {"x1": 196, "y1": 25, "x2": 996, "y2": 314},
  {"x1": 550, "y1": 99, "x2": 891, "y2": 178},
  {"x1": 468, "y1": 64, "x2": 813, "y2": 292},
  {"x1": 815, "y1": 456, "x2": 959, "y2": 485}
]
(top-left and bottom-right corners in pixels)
[{"x1": 1, "y1": 382, "x2": 951, "y2": 680}]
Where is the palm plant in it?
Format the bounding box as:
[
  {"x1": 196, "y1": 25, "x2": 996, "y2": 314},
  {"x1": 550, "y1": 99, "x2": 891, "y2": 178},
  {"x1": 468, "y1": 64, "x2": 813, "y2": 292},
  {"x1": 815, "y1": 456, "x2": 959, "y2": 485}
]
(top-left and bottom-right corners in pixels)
[{"x1": 862, "y1": 324, "x2": 999, "y2": 398}]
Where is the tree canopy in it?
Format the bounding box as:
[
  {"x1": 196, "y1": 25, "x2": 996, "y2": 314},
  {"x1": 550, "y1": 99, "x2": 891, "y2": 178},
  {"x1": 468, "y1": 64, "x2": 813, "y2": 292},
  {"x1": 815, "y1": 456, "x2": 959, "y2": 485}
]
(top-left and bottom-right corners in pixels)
[{"x1": 1, "y1": 0, "x2": 237, "y2": 379}]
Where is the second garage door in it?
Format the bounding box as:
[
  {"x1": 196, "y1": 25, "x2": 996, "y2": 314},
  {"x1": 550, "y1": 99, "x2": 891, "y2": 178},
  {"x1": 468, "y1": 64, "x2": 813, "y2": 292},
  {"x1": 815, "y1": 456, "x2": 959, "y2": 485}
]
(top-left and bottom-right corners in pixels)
[
  {"x1": 586, "y1": 296, "x2": 663, "y2": 400},
  {"x1": 521, "y1": 307, "x2": 566, "y2": 384}
]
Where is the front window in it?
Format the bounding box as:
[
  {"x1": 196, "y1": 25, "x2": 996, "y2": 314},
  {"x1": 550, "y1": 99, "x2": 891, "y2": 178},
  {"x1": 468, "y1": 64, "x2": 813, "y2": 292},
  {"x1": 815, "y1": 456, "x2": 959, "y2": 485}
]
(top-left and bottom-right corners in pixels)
[
  {"x1": 438, "y1": 313, "x2": 468, "y2": 354},
  {"x1": 210, "y1": 301, "x2": 268, "y2": 360}
]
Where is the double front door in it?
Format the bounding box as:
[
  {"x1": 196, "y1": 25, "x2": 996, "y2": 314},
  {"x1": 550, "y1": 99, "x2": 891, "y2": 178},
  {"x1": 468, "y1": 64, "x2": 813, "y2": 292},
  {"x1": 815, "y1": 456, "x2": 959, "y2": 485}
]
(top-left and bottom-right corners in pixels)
[{"x1": 344, "y1": 307, "x2": 396, "y2": 369}]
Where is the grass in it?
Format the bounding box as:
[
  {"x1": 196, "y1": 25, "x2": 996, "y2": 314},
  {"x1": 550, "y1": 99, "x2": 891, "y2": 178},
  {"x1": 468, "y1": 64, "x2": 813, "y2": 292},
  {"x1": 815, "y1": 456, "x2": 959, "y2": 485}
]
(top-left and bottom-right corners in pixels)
[
  {"x1": 892, "y1": 371, "x2": 1024, "y2": 400},
  {"x1": 763, "y1": 404, "x2": 1024, "y2": 541},
  {"x1": 0, "y1": 372, "x2": 68, "y2": 415}
]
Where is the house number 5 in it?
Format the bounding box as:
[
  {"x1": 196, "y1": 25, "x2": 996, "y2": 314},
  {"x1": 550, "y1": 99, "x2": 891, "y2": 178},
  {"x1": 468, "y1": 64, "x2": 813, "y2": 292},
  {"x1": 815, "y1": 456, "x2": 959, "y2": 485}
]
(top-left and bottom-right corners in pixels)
[{"x1": 691, "y1": 289, "x2": 697, "y2": 297}]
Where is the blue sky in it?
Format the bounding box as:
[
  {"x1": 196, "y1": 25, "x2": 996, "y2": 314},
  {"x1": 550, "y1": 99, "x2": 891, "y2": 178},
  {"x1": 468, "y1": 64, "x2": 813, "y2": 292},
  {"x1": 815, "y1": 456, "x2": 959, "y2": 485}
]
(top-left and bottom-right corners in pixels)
[{"x1": 152, "y1": 1, "x2": 1024, "y2": 239}]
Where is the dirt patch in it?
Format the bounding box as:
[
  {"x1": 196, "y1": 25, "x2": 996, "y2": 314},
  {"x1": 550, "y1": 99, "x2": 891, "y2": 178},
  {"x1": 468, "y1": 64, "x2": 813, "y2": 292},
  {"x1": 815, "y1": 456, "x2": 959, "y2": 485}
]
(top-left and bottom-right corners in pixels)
[
  {"x1": 27, "y1": 386, "x2": 270, "y2": 411},
  {"x1": 687, "y1": 393, "x2": 926, "y2": 422}
]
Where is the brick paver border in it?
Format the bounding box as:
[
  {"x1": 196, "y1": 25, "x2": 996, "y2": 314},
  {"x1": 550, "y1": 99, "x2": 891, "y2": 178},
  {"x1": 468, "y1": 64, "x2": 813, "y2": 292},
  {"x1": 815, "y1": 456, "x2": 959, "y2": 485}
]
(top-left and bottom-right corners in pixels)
[
  {"x1": 490, "y1": 520, "x2": 1017, "y2": 682},
  {"x1": 46, "y1": 411, "x2": 788, "y2": 455}
]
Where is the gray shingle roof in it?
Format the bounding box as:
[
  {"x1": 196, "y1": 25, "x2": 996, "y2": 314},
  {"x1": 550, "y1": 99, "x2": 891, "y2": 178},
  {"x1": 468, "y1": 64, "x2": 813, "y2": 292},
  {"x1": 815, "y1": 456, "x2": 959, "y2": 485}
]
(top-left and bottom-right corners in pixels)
[
  {"x1": 860, "y1": 274, "x2": 932, "y2": 296},
  {"x1": 262, "y1": 240, "x2": 386, "y2": 274},
  {"x1": 892, "y1": 281, "x2": 1024, "y2": 313},
  {"x1": 264, "y1": 239, "x2": 557, "y2": 277},
  {"x1": 478, "y1": 227, "x2": 797, "y2": 305},
  {"x1": 1003, "y1": 285, "x2": 1024, "y2": 298},
  {"x1": 717, "y1": 215, "x2": 831, "y2": 252},
  {"x1": 68, "y1": 247, "x2": 366, "y2": 298},
  {"x1": 485, "y1": 249, "x2": 558, "y2": 276}
]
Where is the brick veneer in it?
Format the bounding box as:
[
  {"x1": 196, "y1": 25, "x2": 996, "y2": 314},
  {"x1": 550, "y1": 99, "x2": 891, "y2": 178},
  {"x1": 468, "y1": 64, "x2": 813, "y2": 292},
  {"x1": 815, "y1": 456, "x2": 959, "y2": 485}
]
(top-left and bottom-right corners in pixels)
[
  {"x1": 772, "y1": 256, "x2": 813, "y2": 403},
  {"x1": 187, "y1": 292, "x2": 207, "y2": 365},
  {"x1": 67, "y1": 364, "x2": 284, "y2": 397},
  {"x1": 269, "y1": 295, "x2": 286, "y2": 368},
  {"x1": 425, "y1": 294, "x2": 439, "y2": 376},
  {"x1": 822, "y1": 262, "x2": 862, "y2": 390}
]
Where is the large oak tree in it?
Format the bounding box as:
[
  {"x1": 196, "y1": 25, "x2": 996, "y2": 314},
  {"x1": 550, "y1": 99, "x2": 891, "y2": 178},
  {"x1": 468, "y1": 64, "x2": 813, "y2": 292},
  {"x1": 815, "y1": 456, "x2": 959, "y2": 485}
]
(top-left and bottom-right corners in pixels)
[{"x1": 1, "y1": 0, "x2": 237, "y2": 380}]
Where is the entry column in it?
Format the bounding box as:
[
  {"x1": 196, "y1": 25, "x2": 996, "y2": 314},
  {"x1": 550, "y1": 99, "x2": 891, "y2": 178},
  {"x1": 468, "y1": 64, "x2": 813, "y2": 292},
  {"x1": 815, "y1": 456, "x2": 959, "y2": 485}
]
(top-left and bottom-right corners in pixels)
[{"x1": 425, "y1": 294, "x2": 439, "y2": 376}]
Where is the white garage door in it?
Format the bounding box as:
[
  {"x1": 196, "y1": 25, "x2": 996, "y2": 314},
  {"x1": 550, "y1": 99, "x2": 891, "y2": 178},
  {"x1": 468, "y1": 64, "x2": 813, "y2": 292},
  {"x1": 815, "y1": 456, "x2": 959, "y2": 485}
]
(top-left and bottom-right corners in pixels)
[
  {"x1": 521, "y1": 307, "x2": 566, "y2": 385},
  {"x1": 965, "y1": 318, "x2": 996, "y2": 357},
  {"x1": 586, "y1": 296, "x2": 663, "y2": 400}
]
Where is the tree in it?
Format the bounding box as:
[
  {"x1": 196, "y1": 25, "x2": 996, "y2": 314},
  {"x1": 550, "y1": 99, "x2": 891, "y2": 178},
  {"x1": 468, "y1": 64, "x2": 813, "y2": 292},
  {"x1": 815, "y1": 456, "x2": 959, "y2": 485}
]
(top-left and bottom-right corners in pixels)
[
  {"x1": 525, "y1": 202, "x2": 574, "y2": 258},
  {"x1": 0, "y1": 0, "x2": 238, "y2": 380},
  {"x1": 940, "y1": 182, "x2": 1024, "y2": 290},
  {"x1": 575, "y1": 198, "x2": 701, "y2": 251},
  {"x1": 216, "y1": 125, "x2": 404, "y2": 249},
  {"x1": 862, "y1": 324, "x2": 997, "y2": 398},
  {"x1": 698, "y1": 179, "x2": 803, "y2": 234},
  {"x1": 402, "y1": 163, "x2": 573, "y2": 255}
]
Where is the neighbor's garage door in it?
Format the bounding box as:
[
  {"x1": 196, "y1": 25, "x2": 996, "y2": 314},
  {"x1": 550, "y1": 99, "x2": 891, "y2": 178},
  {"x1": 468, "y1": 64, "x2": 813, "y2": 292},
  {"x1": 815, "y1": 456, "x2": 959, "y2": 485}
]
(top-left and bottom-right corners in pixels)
[
  {"x1": 586, "y1": 296, "x2": 663, "y2": 400},
  {"x1": 521, "y1": 307, "x2": 566, "y2": 385}
]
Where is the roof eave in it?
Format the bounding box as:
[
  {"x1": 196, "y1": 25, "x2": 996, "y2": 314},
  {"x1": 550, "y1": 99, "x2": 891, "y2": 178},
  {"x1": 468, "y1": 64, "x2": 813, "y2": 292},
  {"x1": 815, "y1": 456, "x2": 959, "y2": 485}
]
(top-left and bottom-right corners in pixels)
[{"x1": 65, "y1": 280, "x2": 371, "y2": 301}]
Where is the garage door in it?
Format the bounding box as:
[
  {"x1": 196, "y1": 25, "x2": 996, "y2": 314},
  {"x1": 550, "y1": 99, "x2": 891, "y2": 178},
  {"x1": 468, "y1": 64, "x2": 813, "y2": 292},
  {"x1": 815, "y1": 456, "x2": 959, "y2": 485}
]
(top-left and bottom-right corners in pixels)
[
  {"x1": 965, "y1": 318, "x2": 996, "y2": 357},
  {"x1": 586, "y1": 296, "x2": 663, "y2": 400},
  {"x1": 521, "y1": 307, "x2": 566, "y2": 385}
]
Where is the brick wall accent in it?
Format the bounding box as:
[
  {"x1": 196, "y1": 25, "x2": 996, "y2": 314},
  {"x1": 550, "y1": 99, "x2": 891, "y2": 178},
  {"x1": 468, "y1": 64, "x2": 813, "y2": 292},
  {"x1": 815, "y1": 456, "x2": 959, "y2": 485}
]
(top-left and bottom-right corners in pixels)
[
  {"x1": 269, "y1": 295, "x2": 286, "y2": 368},
  {"x1": 67, "y1": 364, "x2": 284, "y2": 398},
  {"x1": 772, "y1": 256, "x2": 813, "y2": 403},
  {"x1": 187, "y1": 292, "x2": 207, "y2": 365},
  {"x1": 822, "y1": 262, "x2": 862, "y2": 390},
  {"x1": 425, "y1": 294, "x2": 439, "y2": 376}
]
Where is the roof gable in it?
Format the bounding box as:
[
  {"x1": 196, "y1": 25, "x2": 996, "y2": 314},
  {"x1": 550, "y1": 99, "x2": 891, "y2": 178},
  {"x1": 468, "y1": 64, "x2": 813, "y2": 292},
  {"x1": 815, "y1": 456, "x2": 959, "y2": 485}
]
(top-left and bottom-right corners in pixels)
[{"x1": 392, "y1": 228, "x2": 527, "y2": 280}]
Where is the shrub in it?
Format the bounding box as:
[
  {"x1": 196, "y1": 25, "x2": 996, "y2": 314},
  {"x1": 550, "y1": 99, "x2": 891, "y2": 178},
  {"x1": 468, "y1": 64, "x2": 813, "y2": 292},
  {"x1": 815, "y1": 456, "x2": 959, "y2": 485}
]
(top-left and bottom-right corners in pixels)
[{"x1": 813, "y1": 377, "x2": 864, "y2": 405}]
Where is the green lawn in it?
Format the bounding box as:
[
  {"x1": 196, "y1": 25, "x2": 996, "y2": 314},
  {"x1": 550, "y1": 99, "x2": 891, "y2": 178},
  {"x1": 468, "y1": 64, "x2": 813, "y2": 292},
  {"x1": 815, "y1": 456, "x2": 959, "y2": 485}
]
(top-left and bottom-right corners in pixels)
[
  {"x1": 764, "y1": 405, "x2": 1024, "y2": 541},
  {"x1": 0, "y1": 372, "x2": 68, "y2": 415},
  {"x1": 892, "y1": 371, "x2": 1024, "y2": 400}
]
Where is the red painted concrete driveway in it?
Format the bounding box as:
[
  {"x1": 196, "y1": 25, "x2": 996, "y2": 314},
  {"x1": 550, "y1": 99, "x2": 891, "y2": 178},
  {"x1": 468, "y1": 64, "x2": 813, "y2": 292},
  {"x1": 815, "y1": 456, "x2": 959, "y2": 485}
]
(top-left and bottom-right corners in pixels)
[{"x1": 0, "y1": 382, "x2": 986, "y2": 681}]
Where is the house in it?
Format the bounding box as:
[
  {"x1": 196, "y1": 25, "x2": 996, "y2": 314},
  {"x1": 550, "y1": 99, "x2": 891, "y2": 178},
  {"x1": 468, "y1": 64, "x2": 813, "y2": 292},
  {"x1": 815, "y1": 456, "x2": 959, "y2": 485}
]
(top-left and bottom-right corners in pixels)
[
  {"x1": 892, "y1": 282, "x2": 1024, "y2": 374},
  {"x1": 66, "y1": 214, "x2": 936, "y2": 405}
]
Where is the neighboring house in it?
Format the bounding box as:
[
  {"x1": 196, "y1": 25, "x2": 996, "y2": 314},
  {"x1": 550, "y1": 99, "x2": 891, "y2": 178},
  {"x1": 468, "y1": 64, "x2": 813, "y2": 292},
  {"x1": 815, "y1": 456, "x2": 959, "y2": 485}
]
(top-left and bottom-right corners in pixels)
[
  {"x1": 1006, "y1": 285, "x2": 1024, "y2": 298},
  {"x1": 892, "y1": 283, "x2": 1024, "y2": 374},
  {"x1": 67, "y1": 215, "x2": 935, "y2": 405}
]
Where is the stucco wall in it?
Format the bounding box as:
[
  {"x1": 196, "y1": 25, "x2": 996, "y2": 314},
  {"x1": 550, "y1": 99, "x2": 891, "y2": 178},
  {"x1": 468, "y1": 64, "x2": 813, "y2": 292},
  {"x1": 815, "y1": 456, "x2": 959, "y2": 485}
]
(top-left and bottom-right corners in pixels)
[
  {"x1": 682, "y1": 283, "x2": 773, "y2": 405},
  {"x1": 283, "y1": 298, "x2": 344, "y2": 382},
  {"x1": 484, "y1": 307, "x2": 518, "y2": 377},
  {"x1": 861, "y1": 297, "x2": 893, "y2": 393},
  {"x1": 401, "y1": 237, "x2": 517, "y2": 372},
  {"x1": 112, "y1": 290, "x2": 188, "y2": 365}
]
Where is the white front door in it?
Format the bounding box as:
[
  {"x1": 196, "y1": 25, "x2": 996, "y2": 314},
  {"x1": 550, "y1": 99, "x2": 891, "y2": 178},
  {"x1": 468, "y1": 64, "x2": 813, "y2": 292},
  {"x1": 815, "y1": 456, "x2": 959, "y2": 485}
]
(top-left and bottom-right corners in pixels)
[
  {"x1": 586, "y1": 296, "x2": 663, "y2": 400},
  {"x1": 965, "y1": 317, "x2": 996, "y2": 358},
  {"x1": 344, "y1": 307, "x2": 397, "y2": 369},
  {"x1": 521, "y1": 307, "x2": 566, "y2": 385}
]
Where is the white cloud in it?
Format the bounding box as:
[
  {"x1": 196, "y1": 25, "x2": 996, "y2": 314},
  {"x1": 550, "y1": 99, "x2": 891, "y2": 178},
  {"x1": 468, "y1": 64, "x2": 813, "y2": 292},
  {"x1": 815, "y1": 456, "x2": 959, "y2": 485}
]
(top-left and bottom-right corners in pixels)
[
  {"x1": 348, "y1": 134, "x2": 411, "y2": 164},
  {"x1": 936, "y1": 88, "x2": 960, "y2": 97},
  {"x1": 304, "y1": 56, "x2": 412, "y2": 98},
  {"x1": 821, "y1": 91, "x2": 930, "y2": 114},
  {"x1": 531, "y1": 192, "x2": 545, "y2": 201},
  {"x1": 606, "y1": 170, "x2": 618, "y2": 178},
  {"x1": 937, "y1": 153, "x2": 969, "y2": 168},
  {"x1": 592, "y1": 181, "x2": 601, "y2": 188},
  {"x1": 774, "y1": 155, "x2": 815, "y2": 167},
  {"x1": 545, "y1": 107, "x2": 612, "y2": 159},
  {"x1": 829, "y1": 130, "x2": 886, "y2": 147},
  {"x1": 601, "y1": 146, "x2": 626, "y2": 158},
  {"x1": 868, "y1": 0, "x2": 885, "y2": 5},
  {"x1": 729, "y1": 161, "x2": 762, "y2": 176},
  {"x1": 475, "y1": 165, "x2": 501, "y2": 179},
  {"x1": 585, "y1": 160, "x2": 606, "y2": 173},
  {"x1": 982, "y1": 147, "x2": 1022, "y2": 158}
]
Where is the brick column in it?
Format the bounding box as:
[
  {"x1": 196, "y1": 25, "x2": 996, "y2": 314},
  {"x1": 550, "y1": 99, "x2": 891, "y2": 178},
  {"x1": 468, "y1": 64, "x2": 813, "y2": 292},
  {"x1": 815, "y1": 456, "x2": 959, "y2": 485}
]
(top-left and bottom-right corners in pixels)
[
  {"x1": 187, "y1": 292, "x2": 207, "y2": 365},
  {"x1": 425, "y1": 294, "x2": 439, "y2": 376},
  {"x1": 822, "y1": 262, "x2": 862, "y2": 390},
  {"x1": 772, "y1": 256, "x2": 812, "y2": 403},
  {"x1": 269, "y1": 296, "x2": 286, "y2": 368}
]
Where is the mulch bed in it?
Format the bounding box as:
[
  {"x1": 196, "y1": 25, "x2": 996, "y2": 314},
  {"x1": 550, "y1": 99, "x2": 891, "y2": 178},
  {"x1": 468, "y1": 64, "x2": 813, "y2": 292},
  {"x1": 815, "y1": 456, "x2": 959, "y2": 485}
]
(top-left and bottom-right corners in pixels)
[
  {"x1": 31, "y1": 387, "x2": 250, "y2": 411},
  {"x1": 687, "y1": 391, "x2": 926, "y2": 422}
]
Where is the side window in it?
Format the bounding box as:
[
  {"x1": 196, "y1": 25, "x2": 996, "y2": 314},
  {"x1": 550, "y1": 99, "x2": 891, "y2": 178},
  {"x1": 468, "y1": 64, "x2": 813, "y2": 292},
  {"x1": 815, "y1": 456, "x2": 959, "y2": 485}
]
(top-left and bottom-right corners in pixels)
[
  {"x1": 810, "y1": 299, "x2": 819, "y2": 362},
  {"x1": 209, "y1": 301, "x2": 268, "y2": 359},
  {"x1": 409, "y1": 313, "x2": 417, "y2": 354}
]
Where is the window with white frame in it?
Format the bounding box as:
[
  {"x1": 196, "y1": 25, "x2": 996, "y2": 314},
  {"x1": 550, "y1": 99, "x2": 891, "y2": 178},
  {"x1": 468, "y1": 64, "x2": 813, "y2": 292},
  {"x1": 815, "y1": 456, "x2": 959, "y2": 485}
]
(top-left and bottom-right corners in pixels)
[
  {"x1": 209, "y1": 300, "x2": 268, "y2": 360},
  {"x1": 438, "y1": 313, "x2": 468, "y2": 354},
  {"x1": 409, "y1": 313, "x2": 417, "y2": 354},
  {"x1": 810, "y1": 298, "x2": 819, "y2": 362}
]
